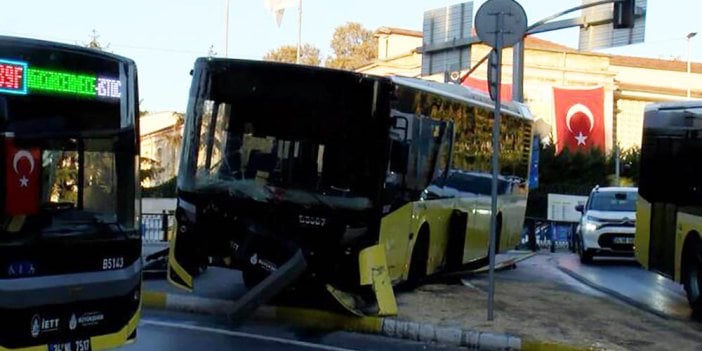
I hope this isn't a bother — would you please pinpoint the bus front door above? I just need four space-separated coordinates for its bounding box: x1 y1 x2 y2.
649 202 677 278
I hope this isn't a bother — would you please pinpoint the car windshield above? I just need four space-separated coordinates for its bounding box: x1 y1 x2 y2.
589 191 638 212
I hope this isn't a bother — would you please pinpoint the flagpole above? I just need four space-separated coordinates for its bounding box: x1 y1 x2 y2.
224 0 230 57
296 0 302 64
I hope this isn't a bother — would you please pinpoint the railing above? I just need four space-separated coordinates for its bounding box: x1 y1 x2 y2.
518 217 576 252
141 211 175 243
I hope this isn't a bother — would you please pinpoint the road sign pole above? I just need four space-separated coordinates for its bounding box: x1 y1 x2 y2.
512 40 524 102
487 47 502 323
475 0 527 322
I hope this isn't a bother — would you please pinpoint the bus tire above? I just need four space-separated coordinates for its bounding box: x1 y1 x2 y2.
403 226 429 291
682 235 702 314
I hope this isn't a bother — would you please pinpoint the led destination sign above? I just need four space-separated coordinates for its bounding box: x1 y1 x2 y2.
0 58 120 99
0 59 27 95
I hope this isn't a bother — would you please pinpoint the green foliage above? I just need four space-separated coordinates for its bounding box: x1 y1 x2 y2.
139 156 162 185
325 22 377 70
263 43 322 66
142 176 177 198
526 142 641 218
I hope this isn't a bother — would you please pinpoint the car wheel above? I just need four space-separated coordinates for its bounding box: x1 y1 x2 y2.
683 237 702 314
578 236 593 264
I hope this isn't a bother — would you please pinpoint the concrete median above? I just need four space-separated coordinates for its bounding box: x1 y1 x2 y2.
141 290 595 351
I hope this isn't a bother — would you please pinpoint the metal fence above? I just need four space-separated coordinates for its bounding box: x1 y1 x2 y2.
140 212 577 252
518 218 576 252
141 211 175 243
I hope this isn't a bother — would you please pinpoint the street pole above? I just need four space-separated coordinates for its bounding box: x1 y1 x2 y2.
296 0 302 64
614 144 620 185
474 0 527 323
487 46 502 322
512 40 524 103
687 32 697 99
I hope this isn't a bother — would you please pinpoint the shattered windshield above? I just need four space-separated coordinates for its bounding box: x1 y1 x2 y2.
183 99 375 210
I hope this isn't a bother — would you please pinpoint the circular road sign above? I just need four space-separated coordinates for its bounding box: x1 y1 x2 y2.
474 0 528 49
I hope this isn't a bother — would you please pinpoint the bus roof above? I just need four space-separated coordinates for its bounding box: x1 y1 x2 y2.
0 35 136 65
390 76 532 120
644 100 702 129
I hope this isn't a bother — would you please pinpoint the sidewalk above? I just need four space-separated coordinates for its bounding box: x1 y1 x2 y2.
142 252 702 350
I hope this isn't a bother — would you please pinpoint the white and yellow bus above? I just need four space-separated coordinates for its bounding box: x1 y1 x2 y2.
168 58 534 316
636 100 702 314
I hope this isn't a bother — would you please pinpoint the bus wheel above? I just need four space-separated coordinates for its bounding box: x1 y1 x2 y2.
402 227 429 291
682 236 702 314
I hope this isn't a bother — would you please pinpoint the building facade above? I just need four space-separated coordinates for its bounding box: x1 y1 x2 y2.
357 27 702 152
140 111 184 187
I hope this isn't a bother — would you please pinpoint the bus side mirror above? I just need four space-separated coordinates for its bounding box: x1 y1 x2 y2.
575 204 584 213
391 115 409 142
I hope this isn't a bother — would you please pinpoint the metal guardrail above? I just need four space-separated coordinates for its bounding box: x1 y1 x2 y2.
141 211 175 243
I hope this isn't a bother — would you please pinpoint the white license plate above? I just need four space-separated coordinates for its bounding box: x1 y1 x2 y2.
49 339 91 351
613 237 634 244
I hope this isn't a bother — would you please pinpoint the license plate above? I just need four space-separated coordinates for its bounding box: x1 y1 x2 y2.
49 339 91 351
613 237 634 244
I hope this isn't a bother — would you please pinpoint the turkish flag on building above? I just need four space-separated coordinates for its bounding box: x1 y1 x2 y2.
553 86 605 153
461 76 513 101
5 138 41 215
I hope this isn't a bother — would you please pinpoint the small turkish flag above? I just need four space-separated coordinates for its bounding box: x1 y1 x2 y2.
5 138 41 215
553 86 605 154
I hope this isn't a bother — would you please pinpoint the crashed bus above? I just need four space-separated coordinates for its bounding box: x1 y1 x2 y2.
0 36 141 350
168 58 533 316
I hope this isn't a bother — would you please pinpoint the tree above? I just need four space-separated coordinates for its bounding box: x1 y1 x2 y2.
525 142 642 219
325 22 377 70
263 43 321 66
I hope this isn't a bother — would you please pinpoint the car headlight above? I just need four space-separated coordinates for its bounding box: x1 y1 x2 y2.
582 216 600 232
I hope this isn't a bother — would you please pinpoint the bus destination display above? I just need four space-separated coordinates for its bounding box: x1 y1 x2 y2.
0 58 120 100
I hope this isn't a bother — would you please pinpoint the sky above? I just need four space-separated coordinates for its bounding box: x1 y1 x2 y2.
1 0 699 112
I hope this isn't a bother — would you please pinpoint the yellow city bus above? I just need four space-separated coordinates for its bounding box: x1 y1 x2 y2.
168 58 533 316
636 100 702 314
0 36 142 350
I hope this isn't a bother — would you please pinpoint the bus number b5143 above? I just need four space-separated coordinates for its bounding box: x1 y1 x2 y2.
102 257 124 270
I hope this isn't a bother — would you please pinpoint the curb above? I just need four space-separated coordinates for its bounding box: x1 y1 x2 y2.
554 259 674 321
142 291 594 350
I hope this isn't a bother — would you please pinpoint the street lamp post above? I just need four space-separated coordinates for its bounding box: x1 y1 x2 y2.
687 32 697 99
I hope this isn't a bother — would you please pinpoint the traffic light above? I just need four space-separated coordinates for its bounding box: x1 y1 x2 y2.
613 0 635 29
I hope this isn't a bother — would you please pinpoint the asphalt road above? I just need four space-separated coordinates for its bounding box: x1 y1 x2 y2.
555 254 694 320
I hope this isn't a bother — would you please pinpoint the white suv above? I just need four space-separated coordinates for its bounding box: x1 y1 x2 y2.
574 186 638 263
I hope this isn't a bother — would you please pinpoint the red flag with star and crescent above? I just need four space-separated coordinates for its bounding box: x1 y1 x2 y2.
5 138 41 215
553 86 605 154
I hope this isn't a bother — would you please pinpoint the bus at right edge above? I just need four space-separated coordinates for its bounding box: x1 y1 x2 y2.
636 100 702 315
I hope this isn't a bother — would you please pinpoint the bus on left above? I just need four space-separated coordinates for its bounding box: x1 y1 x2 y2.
0 36 141 351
